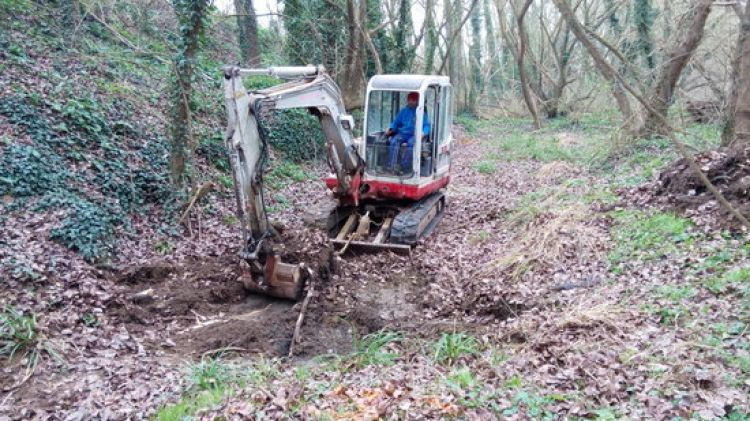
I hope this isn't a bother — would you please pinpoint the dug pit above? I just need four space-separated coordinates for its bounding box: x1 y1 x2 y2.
108 256 432 360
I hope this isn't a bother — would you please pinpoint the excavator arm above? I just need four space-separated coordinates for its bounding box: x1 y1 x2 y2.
222 65 363 299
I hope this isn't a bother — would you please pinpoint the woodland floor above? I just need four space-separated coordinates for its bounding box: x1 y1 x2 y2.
2 117 750 420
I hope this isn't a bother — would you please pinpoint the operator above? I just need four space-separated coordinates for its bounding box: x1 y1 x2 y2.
385 91 430 174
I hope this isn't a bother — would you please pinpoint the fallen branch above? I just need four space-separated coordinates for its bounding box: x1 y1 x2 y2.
288 269 315 358
179 182 214 224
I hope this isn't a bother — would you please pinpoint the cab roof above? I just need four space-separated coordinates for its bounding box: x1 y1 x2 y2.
367 74 451 91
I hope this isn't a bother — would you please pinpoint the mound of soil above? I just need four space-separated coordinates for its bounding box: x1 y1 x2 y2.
657 144 750 225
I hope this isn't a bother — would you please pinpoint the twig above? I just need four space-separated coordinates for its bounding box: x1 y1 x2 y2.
179 182 214 224
0 390 13 407
201 346 246 358
288 270 315 358
335 233 360 256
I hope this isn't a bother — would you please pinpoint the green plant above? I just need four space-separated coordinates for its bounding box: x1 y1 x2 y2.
0 0 32 14
0 307 62 374
505 374 523 389
260 109 326 162
444 366 490 409
653 305 688 326
608 211 693 269
0 144 71 197
454 112 481 134
246 356 279 385
352 331 402 367
704 266 750 295
433 332 479 365
493 132 576 163
196 131 230 172
158 356 274 420
188 357 235 391
590 407 619 420
266 161 313 190
80 313 99 327
0 307 38 360
655 285 695 302
154 240 172 255
156 388 225 421
475 160 496 174
45 196 115 262
501 390 563 419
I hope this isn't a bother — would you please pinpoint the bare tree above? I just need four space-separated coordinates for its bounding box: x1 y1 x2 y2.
732 0 750 146
515 0 541 128
551 0 635 134
723 3 749 146
424 0 438 73
641 0 713 136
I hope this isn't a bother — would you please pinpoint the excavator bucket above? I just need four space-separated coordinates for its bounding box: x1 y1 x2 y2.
239 256 305 300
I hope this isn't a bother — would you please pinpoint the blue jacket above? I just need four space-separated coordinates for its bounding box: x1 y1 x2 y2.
390 106 430 139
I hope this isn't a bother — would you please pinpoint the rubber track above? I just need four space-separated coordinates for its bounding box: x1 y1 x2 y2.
390 192 446 245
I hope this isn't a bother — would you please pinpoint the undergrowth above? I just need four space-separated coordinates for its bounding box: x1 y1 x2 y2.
0 306 63 377
433 332 479 366
351 330 402 368
608 210 693 272
156 356 280 420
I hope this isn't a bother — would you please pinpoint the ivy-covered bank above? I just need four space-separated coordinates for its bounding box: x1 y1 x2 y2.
0 6 326 263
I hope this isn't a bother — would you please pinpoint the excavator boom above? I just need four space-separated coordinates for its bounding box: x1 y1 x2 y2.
222 65 363 299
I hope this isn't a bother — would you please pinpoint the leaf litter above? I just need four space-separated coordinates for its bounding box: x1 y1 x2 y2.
1 119 749 419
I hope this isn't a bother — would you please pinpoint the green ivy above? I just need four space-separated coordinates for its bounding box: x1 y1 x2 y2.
196 131 230 172
38 194 115 262
0 93 172 262
0 144 70 196
242 76 326 162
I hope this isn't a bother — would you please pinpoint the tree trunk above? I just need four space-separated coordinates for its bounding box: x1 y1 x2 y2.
483 0 500 90
551 0 635 134
235 0 261 66
468 2 482 115
722 3 749 146
170 0 210 188
641 0 712 137
62 0 81 34
633 0 655 70
423 0 437 73
392 0 414 72
516 0 541 129
341 0 366 109
733 0 750 147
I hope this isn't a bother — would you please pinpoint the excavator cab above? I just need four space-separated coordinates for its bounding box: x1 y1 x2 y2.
362 75 453 184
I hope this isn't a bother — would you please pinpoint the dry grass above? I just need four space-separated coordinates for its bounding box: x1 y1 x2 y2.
479 204 609 280
536 161 579 183
556 132 581 147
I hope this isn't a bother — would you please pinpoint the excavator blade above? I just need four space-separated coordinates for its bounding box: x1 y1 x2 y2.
239 255 305 300
330 192 446 255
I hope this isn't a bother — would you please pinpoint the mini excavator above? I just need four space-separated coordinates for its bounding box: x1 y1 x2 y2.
223 65 453 299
